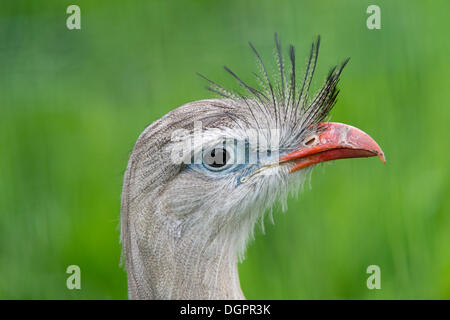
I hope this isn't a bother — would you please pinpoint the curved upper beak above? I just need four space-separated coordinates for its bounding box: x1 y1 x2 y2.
280 122 386 173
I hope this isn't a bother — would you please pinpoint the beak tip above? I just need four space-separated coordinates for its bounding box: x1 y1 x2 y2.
377 151 386 164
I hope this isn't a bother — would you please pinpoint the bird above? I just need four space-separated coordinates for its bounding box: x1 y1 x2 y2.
119 34 385 300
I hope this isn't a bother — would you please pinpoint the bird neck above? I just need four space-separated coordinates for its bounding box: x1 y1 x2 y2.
127 214 245 300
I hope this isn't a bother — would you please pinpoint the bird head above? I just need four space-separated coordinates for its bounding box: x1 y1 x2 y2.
120 35 385 299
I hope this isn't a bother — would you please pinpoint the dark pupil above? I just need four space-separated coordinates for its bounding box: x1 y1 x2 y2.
205 148 229 168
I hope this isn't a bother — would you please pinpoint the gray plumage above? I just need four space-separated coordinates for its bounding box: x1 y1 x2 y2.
120 35 350 299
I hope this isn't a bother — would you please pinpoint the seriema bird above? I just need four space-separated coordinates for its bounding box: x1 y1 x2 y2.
120 35 385 299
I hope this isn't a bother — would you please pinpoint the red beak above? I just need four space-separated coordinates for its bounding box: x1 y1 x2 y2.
280 122 386 173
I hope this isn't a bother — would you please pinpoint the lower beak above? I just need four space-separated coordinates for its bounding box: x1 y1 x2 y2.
280 122 386 173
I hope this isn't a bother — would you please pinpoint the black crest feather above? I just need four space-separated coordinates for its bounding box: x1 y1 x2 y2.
198 34 350 145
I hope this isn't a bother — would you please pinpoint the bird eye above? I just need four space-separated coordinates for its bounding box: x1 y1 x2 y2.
202 146 233 172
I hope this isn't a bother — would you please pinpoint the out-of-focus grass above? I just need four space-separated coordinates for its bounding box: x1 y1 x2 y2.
0 0 449 299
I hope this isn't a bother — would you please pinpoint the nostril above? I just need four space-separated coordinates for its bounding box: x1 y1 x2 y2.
304 135 319 146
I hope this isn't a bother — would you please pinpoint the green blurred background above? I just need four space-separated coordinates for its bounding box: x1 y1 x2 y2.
0 0 449 299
